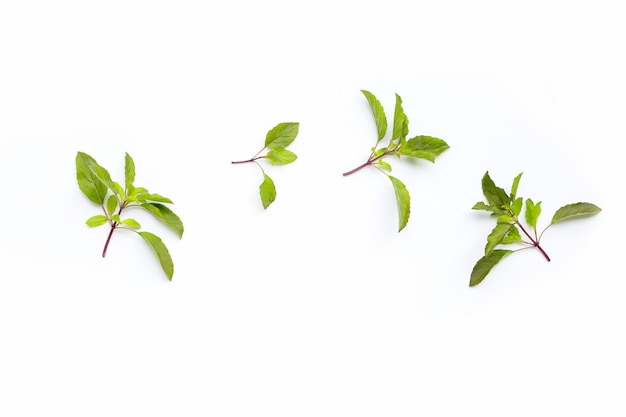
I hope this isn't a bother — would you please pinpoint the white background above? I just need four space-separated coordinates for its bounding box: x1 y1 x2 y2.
1 1 624 416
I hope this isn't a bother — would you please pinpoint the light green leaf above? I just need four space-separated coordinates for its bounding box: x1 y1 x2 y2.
111 214 121 223
139 231 174 281
265 122 300 149
502 226 522 244
141 203 184 238
497 215 515 224
361 90 387 142
401 135 450 162
76 152 108 205
470 250 512 287
389 176 410 232
135 193 174 204
551 202 602 225
86 214 108 227
125 152 135 191
259 174 276 209
481 171 510 210
89 162 119 197
376 160 392 171
510 172 523 201
120 218 141 229
511 197 523 217
485 223 514 256
525 198 542 231
265 148 297 165
106 195 118 216
391 93 408 143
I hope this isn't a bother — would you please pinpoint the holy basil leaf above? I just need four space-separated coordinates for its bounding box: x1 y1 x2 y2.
551 202 602 225
401 136 450 162
121 218 141 229
139 231 174 281
266 148 297 165
389 176 410 232
470 250 512 287
141 203 184 238
502 226 522 244
106 195 118 216
510 172 523 201
391 93 408 143
76 152 108 205
265 122 300 149
125 152 135 191
259 174 276 209
86 215 108 227
485 223 514 256
361 89 387 142
135 192 174 204
481 171 510 210
472 201 500 213
525 198 542 231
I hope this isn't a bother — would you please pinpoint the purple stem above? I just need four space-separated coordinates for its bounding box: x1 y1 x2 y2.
516 221 551 262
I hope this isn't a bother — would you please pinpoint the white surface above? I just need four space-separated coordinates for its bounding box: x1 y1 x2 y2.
1 1 624 416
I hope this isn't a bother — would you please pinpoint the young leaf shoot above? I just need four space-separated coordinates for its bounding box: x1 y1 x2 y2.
232 122 299 209
470 171 601 286
343 90 449 232
76 152 184 281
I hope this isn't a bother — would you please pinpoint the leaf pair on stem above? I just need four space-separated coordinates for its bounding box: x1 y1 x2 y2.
232 122 300 209
470 171 601 286
76 152 184 280
343 90 450 232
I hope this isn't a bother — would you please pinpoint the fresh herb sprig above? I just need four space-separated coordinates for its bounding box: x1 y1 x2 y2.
76 151 184 281
343 90 449 232
470 171 601 286
232 122 299 209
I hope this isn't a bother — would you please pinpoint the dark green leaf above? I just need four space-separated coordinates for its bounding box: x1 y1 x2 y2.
125 152 135 191
391 93 408 143
76 152 108 205
141 203 184 238
481 171 510 209
259 174 276 209
389 176 410 232
471 201 501 213
470 250 512 287
361 90 387 142
265 122 300 149
139 231 174 280
551 202 602 225
265 148 297 165
401 135 450 162
85 215 108 227
525 198 542 231
485 223 514 256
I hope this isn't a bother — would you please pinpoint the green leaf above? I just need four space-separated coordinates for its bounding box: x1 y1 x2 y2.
510 172 523 201
471 201 501 213
470 250 512 287
135 193 174 204
265 148 297 165
525 198 542 231
120 218 141 229
401 135 450 162
497 215 515 223
511 197 523 217
88 162 120 197
551 202 602 225
389 176 410 232
76 152 108 205
85 214 108 227
259 174 276 209
361 90 387 142
139 231 174 281
106 195 118 216
265 122 300 149
376 160 392 171
125 152 135 191
141 203 184 238
111 214 121 223
485 223 514 256
391 93 408 143
481 171 510 210
502 226 522 244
